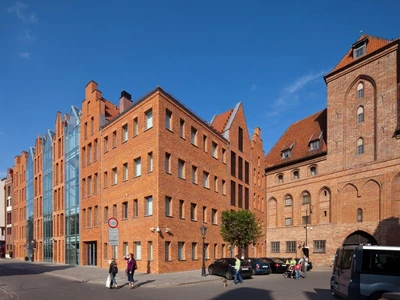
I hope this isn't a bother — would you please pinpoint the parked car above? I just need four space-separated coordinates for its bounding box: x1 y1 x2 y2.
263 257 288 273
208 258 253 280
245 257 272 275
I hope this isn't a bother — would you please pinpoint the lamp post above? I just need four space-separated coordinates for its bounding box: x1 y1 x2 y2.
200 225 207 277
304 205 313 261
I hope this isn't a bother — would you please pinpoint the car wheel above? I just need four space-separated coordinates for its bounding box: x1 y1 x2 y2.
208 267 213 275
225 271 233 280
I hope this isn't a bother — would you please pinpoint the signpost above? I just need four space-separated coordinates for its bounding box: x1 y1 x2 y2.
108 218 119 246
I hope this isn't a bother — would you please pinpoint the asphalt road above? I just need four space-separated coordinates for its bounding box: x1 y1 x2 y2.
0 261 333 300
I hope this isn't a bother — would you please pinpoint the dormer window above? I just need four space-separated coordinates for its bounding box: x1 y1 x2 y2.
354 44 365 58
309 140 320 151
281 149 291 159
352 38 368 59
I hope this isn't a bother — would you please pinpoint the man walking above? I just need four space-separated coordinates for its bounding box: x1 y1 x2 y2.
233 255 244 285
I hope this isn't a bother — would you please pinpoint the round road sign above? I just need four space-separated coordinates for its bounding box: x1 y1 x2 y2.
108 218 118 228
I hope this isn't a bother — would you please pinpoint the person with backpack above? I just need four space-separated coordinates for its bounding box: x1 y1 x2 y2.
124 253 137 289
108 258 118 289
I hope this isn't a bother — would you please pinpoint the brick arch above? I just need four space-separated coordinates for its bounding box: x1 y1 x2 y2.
318 186 331 224
343 230 378 246
360 179 381 221
340 183 358 223
392 174 400 217
344 74 377 99
268 197 277 228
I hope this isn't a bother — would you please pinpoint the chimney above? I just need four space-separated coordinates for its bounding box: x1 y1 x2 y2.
120 90 133 113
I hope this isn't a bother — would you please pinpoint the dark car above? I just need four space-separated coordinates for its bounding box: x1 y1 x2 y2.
245 257 271 275
208 258 253 280
263 257 288 273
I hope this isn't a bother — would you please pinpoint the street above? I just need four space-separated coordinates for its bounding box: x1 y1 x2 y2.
0 260 333 300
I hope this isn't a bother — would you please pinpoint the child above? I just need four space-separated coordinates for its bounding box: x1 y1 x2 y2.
294 262 302 280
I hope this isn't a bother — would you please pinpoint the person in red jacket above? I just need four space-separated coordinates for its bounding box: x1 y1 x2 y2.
124 253 137 289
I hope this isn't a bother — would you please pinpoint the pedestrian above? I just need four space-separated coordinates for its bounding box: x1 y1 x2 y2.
299 254 308 278
108 258 118 289
124 253 137 289
233 255 244 285
294 262 302 280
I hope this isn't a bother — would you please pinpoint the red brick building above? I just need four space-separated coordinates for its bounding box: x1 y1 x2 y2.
4 168 14 258
264 35 400 266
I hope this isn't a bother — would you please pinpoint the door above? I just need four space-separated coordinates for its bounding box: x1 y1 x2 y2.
336 248 354 298
86 242 97 266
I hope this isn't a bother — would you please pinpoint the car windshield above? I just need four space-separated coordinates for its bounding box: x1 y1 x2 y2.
272 258 284 263
257 258 269 263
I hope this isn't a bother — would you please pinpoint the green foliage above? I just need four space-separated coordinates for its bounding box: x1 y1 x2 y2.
220 210 263 250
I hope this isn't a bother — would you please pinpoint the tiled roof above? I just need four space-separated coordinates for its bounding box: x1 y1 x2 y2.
330 35 395 74
265 109 327 169
211 108 234 133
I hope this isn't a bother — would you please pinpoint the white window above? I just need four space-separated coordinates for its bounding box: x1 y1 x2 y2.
166 109 172 130
212 142 218 158
282 149 291 158
285 196 292 206
191 127 197 145
302 192 311 204
293 170 299 180
88 176 92 196
104 136 109 152
112 168 117 185
192 166 198 184
165 241 171 261
354 44 365 59
212 209 217 224
123 163 128 181
214 176 218 192
145 196 153 216
134 242 141 260
203 171 209 188
278 174 283 183
285 218 292 226
112 131 117 148
357 83 364 99
134 157 142 177
123 201 128 219
357 138 364 154
148 241 153 261
88 143 92 164
310 166 317 176
357 208 363 222
112 245 118 259
88 207 92 227
190 203 197 220
222 148 226 163
122 124 128 142
222 180 226 195
133 117 138 136
178 159 185 179
310 140 320 150
165 153 171 173
165 196 172 217
178 242 185 260
357 106 364 123
192 243 197 259
123 242 129 256
145 110 153 130
148 152 153 172
179 119 185 138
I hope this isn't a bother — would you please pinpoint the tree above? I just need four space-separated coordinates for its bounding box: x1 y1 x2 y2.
220 210 263 256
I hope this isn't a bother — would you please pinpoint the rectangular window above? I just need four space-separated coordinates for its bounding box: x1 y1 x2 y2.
88 143 92 164
285 197 292 206
285 218 292 226
84 122 88 139
205 243 209 259
113 245 118 259
148 152 153 172
179 200 184 219
238 156 243 181
222 244 226 258
165 153 171 173
94 205 98 226
313 240 326 253
302 216 311 225
178 242 185 260
203 171 209 188
133 117 138 136
133 199 138 218
145 196 153 216
82 178 86 198
90 117 94 135
122 124 128 142
134 242 142 260
148 241 153 261
238 126 243 152
191 127 197 146
123 163 128 181
190 203 197 221
104 136 108 152
178 159 185 179
192 242 197 260
212 141 218 158
82 208 86 228
310 140 320 150
286 241 296 253
238 184 243 208
122 201 128 219
104 171 108 188
134 157 142 177
112 131 117 148
165 196 172 217
192 166 198 184
230 181 236 206
82 147 86 166
123 242 129 256
104 206 108 223
94 139 98 161
245 187 249 209
271 241 280 253
113 204 117 218
87 208 91 228
222 180 226 195
104 243 108 259
203 135 207 152
145 109 153 130
179 119 185 138
165 109 172 130
165 241 171 261
231 151 236 177
214 176 218 192
112 168 117 185
87 176 92 196
203 206 207 223
212 209 217 224
222 148 226 164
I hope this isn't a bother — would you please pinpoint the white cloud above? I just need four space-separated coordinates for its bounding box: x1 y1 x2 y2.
19 51 31 59
7 1 38 23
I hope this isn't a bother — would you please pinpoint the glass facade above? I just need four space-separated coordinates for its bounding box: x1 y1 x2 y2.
43 130 54 262
65 106 81 265
26 147 35 260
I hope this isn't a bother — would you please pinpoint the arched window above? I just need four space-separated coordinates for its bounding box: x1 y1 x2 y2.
357 83 364 99
277 174 283 184
302 191 311 205
285 195 293 206
357 138 364 155
357 208 363 222
310 166 317 176
292 170 299 180
357 106 364 123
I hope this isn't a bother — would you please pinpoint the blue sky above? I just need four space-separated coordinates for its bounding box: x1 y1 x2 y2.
1 0 399 178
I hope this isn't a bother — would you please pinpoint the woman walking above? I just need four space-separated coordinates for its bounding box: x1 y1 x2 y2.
124 253 137 289
108 258 118 289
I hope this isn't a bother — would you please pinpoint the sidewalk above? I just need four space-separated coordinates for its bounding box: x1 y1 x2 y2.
5 259 332 288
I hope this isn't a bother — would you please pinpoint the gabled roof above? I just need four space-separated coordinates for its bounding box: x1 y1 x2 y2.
327 35 396 76
265 109 327 170
210 108 234 133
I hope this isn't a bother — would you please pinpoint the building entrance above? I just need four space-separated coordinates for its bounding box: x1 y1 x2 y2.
85 242 97 266
343 230 377 246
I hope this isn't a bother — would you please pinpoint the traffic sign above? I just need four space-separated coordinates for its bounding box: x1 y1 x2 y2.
109 228 119 246
108 218 118 228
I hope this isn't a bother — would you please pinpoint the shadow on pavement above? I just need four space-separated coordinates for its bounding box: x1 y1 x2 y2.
210 287 272 300
135 280 156 288
0 260 74 278
304 288 332 299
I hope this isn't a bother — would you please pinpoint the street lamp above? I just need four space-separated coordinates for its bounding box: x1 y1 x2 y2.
304 205 313 260
200 225 207 277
